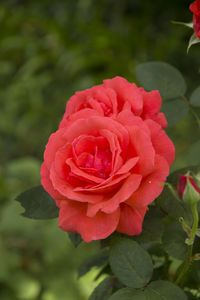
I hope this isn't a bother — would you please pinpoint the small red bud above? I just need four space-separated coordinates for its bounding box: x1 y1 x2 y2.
189 0 200 38
177 174 200 200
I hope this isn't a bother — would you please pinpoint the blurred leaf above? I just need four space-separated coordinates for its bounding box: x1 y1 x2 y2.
78 250 109 278
109 238 153 288
68 232 82 247
174 142 200 170
16 185 59 219
162 221 188 260
190 86 200 107
135 62 186 99
161 98 189 127
109 281 187 300
134 206 165 244
89 277 116 300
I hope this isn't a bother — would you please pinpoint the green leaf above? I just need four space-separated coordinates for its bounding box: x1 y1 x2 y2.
161 98 189 127
172 20 193 29
187 33 200 53
174 142 200 171
78 250 109 278
135 61 186 99
162 221 188 260
109 281 188 300
157 186 193 225
109 238 153 288
146 280 188 300
134 206 165 244
190 86 200 107
89 277 116 300
68 232 82 247
108 288 145 300
16 185 59 219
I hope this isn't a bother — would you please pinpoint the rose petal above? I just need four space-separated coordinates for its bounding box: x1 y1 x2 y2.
58 200 120 242
103 76 143 115
145 119 175 166
66 158 103 184
87 173 142 216
44 128 67 169
116 204 147 235
127 154 169 208
50 163 103 203
142 90 162 116
128 125 155 176
40 162 64 207
63 116 129 153
116 157 139 175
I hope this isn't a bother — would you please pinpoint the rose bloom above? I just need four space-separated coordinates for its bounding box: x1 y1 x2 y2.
41 76 175 242
190 0 200 38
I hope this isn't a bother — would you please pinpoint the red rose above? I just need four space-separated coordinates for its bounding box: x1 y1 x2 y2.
59 76 167 129
41 76 175 242
190 0 200 38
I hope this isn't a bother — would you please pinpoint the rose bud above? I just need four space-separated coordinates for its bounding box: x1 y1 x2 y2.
177 174 200 205
189 0 200 38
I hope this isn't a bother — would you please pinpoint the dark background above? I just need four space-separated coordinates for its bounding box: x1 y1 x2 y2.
0 0 199 299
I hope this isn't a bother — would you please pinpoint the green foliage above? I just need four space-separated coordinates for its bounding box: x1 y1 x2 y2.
109 281 188 300
109 238 153 288
161 99 189 127
162 221 188 260
89 277 116 300
190 86 200 107
134 206 165 244
68 232 83 248
1 0 200 299
157 186 193 224
78 251 109 278
135 62 187 99
16 185 59 219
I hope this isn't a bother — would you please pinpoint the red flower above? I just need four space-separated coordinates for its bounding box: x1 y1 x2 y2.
41 76 175 242
177 174 200 200
60 76 167 129
190 0 200 38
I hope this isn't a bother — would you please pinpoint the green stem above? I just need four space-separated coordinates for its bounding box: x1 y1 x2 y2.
175 202 199 286
165 182 180 201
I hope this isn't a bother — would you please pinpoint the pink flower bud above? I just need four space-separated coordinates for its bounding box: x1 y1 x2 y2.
177 174 200 200
189 0 200 38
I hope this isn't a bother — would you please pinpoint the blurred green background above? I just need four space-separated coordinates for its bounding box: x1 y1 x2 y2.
0 0 200 299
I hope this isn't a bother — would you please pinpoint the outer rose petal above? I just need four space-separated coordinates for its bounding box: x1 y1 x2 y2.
44 128 67 169
103 76 143 115
58 200 120 242
145 119 175 166
40 162 64 207
142 90 161 116
128 125 155 176
117 204 147 235
153 112 168 129
127 155 169 208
